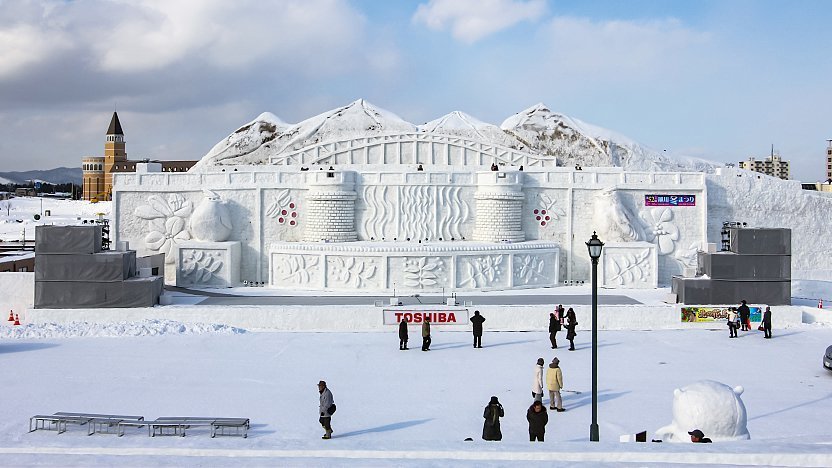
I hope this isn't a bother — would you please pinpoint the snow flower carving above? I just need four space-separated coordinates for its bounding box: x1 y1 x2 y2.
640 207 680 255
181 250 223 284
134 194 193 263
402 257 444 288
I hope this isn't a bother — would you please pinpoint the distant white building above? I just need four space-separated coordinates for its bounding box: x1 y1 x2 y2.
739 148 790 180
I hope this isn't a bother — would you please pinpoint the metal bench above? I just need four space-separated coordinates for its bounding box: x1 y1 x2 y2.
53 412 145 436
157 417 250 438
28 415 79 434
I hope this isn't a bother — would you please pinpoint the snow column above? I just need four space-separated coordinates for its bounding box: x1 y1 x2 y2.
473 171 525 242
303 169 358 242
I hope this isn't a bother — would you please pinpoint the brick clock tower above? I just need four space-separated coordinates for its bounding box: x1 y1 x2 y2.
103 112 127 200
81 111 196 201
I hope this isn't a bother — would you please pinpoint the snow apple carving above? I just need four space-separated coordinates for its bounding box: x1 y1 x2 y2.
190 190 233 242
654 380 750 442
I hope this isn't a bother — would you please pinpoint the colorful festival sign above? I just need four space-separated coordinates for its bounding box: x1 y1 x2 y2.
645 194 696 206
681 306 762 323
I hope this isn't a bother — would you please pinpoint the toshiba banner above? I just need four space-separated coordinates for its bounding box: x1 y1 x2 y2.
383 308 470 325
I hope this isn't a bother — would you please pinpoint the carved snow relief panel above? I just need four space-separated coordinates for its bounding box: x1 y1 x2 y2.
326 256 381 289
392 256 450 290
176 241 241 288
600 242 658 289
134 193 194 264
272 254 322 287
360 185 470 241
458 254 508 289
512 252 557 287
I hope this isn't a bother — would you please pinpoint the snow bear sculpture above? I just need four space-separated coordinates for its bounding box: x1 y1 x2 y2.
189 190 233 242
654 380 750 442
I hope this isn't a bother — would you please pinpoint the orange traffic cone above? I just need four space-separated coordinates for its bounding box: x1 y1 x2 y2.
820 299 824 309
13 314 21 326
7 310 13 321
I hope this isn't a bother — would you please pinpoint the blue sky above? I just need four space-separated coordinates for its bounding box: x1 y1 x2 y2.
0 0 829 181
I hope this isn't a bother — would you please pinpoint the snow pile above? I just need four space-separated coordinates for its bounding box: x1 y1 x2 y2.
193 99 721 172
199 112 289 167
501 103 720 172
419 111 518 147
0 319 246 339
195 99 416 168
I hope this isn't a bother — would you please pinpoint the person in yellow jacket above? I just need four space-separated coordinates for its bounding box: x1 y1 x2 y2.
546 357 565 412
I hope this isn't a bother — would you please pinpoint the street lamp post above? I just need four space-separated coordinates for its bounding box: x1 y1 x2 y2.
586 231 604 442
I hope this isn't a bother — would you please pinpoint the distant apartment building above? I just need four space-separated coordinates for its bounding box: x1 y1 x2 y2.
82 112 197 201
826 140 831 181
739 149 790 180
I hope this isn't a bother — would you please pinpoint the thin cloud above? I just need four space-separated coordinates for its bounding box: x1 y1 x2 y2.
413 0 546 43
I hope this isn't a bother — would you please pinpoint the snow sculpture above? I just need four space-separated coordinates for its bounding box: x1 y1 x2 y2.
640 207 680 255
190 190 232 242
134 193 193 264
654 380 750 442
593 187 644 242
473 172 525 242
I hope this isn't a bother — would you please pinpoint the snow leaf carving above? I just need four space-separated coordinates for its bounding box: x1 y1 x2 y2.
460 255 505 288
606 249 651 286
402 257 445 289
513 254 550 285
180 250 224 284
327 256 378 288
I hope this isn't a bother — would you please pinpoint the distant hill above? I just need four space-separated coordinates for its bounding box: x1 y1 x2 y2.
0 167 82 186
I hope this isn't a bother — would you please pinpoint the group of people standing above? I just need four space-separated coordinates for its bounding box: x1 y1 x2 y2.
727 300 772 339
398 310 487 351
482 355 567 442
549 304 578 350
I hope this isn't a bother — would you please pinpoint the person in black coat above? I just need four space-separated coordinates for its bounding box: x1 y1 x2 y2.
565 308 578 351
737 300 750 331
549 305 563 349
471 310 486 348
526 400 548 442
482 396 504 441
762 306 772 339
399 317 409 350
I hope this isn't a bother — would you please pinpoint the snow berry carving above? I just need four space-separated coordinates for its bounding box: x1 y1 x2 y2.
514 254 549 284
266 189 299 227
533 193 566 227
460 255 504 288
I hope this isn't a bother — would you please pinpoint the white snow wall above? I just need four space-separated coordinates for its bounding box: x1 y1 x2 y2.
706 168 832 281
113 167 707 288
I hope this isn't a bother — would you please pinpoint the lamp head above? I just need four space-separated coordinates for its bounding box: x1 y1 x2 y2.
586 231 604 259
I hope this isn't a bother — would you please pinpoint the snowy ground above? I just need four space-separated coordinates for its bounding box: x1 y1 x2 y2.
0 197 110 243
1 321 831 466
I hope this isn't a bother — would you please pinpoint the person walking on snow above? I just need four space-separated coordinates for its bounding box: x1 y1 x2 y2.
737 300 750 331
399 317 409 350
482 396 504 441
421 316 432 351
471 310 485 348
762 306 772 339
727 307 738 338
532 358 545 401
547 357 565 412
564 308 578 351
317 380 335 439
549 306 563 349
527 400 548 442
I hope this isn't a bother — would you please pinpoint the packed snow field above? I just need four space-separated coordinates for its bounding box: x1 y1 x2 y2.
1 321 831 466
0 197 110 242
